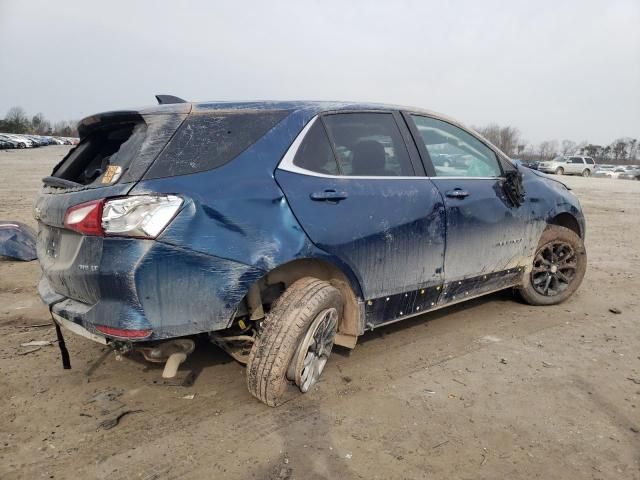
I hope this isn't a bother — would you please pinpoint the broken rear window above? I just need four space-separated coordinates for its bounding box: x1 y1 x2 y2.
52 119 147 187
143 110 290 179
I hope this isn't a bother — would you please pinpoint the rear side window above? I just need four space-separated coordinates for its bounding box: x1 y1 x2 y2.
585 157 595 165
145 110 290 179
293 120 339 175
569 156 584 164
322 113 414 176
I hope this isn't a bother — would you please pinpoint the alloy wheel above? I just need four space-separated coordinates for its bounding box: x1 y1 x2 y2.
291 308 338 393
531 241 578 296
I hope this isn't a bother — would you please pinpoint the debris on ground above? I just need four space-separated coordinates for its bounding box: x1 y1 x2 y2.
97 410 143 430
17 346 41 355
20 340 52 347
626 377 640 385
0 221 37 261
86 389 125 413
609 307 622 314
15 323 51 330
432 440 449 449
499 358 508 365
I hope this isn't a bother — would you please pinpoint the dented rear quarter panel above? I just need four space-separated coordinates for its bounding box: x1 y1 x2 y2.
126 107 365 337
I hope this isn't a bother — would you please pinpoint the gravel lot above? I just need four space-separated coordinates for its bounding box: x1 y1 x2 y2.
1 146 639 480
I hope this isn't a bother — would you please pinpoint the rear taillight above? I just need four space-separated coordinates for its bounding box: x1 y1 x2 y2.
64 199 105 236
64 195 183 238
101 195 183 238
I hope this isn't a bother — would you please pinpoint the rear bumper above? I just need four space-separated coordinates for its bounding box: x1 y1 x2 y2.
38 239 265 341
51 311 108 345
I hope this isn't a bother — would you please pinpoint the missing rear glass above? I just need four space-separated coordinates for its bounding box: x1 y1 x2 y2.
51 121 146 187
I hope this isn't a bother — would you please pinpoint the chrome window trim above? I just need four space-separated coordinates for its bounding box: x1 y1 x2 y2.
277 114 504 181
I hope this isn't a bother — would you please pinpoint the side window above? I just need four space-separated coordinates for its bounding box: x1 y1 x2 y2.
293 120 339 175
585 158 595 165
322 113 414 176
410 115 502 177
569 156 583 164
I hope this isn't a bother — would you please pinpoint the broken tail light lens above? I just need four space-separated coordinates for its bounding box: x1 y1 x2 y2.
64 195 183 238
101 195 183 239
64 199 105 236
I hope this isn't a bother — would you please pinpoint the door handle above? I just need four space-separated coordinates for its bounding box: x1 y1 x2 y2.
310 190 348 202
445 189 470 199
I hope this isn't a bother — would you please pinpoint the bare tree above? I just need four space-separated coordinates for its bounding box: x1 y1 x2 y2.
611 139 628 163
537 140 558 160
474 123 522 157
4 106 29 133
561 140 577 156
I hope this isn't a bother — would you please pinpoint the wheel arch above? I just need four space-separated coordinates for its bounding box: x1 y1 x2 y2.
243 257 364 346
548 212 583 238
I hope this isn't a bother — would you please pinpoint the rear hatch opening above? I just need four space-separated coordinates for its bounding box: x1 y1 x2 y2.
46 113 147 188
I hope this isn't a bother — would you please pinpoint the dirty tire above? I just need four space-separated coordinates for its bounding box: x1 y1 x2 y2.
555 167 564 175
518 225 586 306
246 277 343 407
582 169 591 177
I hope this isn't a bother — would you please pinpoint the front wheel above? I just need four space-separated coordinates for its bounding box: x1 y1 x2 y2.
518 225 586 306
582 169 591 177
555 167 564 175
246 277 342 407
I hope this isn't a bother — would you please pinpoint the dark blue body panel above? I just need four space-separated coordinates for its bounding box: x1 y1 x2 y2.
275 171 446 299
430 177 541 281
35 100 585 341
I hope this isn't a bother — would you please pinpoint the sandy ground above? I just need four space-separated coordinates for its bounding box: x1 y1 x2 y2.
0 146 638 480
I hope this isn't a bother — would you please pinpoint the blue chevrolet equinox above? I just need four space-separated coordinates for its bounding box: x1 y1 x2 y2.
35 98 586 406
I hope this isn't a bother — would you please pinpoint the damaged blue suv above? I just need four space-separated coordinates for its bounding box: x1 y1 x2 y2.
35 98 586 406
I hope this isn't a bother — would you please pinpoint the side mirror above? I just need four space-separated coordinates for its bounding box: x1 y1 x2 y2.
503 170 525 207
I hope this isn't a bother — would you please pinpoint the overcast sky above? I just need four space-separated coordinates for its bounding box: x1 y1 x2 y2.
1 0 638 144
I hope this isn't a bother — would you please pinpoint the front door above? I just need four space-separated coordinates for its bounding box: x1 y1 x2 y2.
276 112 446 320
406 113 536 303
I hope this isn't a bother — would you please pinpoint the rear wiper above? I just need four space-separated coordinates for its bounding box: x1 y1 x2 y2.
42 176 83 188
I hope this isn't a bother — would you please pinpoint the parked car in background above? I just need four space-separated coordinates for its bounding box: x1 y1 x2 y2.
0 134 21 149
0 134 30 148
513 159 539 170
0 138 15 149
617 166 640 180
36 99 588 406
0 133 78 148
538 156 595 176
597 165 640 180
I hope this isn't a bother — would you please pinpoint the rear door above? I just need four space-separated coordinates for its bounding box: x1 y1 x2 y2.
567 156 585 174
276 111 446 318
405 113 536 303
